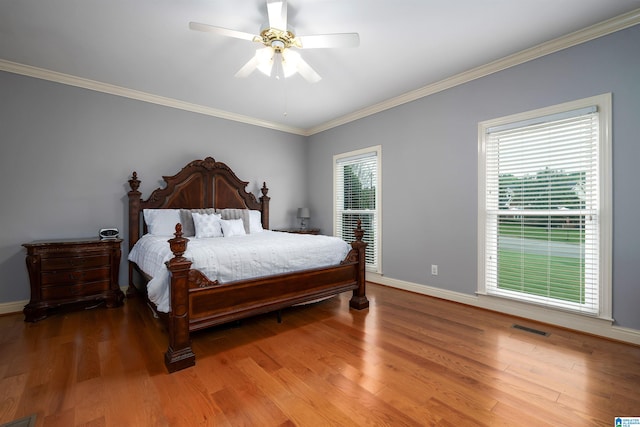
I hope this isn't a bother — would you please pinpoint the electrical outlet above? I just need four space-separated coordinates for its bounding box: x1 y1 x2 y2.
431 264 438 276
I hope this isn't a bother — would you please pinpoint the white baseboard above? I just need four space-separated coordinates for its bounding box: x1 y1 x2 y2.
0 286 129 317
0 299 28 316
368 273 640 346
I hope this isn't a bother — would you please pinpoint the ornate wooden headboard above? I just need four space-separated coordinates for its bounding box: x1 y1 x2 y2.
127 157 270 251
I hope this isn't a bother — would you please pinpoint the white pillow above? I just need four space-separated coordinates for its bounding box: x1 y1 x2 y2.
248 210 264 233
192 212 223 238
180 208 216 237
220 218 246 237
143 209 181 236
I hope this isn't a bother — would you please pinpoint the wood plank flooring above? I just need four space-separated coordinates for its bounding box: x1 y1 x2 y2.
1 283 639 426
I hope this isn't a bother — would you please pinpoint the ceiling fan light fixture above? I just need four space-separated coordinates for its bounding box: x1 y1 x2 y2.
254 46 299 79
256 47 275 76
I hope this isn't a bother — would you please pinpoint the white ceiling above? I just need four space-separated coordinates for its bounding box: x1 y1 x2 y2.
1 1 639 135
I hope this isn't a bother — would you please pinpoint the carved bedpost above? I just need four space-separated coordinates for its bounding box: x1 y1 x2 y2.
260 182 270 230
349 219 369 310
127 172 142 297
164 224 196 372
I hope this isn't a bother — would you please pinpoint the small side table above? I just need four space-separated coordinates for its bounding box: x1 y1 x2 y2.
273 228 321 235
23 238 125 322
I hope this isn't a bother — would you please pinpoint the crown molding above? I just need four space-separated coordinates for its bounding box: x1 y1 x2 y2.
1 8 638 137
306 8 640 135
0 59 308 136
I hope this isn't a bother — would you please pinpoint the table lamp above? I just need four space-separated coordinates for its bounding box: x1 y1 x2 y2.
297 208 310 230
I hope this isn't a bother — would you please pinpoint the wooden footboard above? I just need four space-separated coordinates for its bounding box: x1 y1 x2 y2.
164 222 368 373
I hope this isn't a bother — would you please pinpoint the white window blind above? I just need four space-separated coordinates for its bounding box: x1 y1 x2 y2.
334 147 381 272
480 96 611 317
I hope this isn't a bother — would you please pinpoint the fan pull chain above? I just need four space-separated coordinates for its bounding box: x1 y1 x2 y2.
282 75 288 117
274 52 288 117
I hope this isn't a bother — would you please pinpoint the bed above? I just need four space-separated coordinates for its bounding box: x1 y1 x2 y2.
127 157 368 372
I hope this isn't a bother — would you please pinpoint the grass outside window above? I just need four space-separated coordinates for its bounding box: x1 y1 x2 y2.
497 223 585 304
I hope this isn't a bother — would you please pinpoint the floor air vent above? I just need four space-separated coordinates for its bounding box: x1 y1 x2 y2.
511 324 550 337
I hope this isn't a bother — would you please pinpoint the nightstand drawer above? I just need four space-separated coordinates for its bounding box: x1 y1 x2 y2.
41 266 111 286
41 281 111 300
41 254 111 271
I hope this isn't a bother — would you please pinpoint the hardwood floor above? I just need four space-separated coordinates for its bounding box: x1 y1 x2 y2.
1 283 638 426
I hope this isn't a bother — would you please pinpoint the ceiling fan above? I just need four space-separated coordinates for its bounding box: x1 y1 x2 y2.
189 0 359 83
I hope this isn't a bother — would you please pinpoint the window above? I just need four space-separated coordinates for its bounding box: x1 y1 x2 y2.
478 94 611 319
334 146 381 273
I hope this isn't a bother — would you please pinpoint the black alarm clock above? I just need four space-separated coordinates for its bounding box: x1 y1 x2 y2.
99 228 119 239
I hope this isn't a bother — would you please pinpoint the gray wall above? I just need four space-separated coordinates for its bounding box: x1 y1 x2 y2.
0 71 307 303
307 25 640 330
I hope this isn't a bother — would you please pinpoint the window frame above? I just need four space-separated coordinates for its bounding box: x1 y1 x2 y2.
333 145 382 274
477 94 612 320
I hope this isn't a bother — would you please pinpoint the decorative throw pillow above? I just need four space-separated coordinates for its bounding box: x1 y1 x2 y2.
180 208 216 237
192 212 223 238
220 218 246 237
143 209 181 236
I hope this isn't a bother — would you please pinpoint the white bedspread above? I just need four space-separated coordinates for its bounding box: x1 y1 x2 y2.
128 231 350 313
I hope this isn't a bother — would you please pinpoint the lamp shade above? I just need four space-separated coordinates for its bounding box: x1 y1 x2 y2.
297 208 310 219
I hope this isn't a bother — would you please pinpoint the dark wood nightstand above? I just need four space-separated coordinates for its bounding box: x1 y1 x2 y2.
22 238 125 322
274 228 321 235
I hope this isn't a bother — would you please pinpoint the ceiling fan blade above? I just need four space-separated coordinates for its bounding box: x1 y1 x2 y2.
295 33 360 49
235 56 260 78
281 49 320 82
294 55 322 83
267 0 287 31
189 22 257 42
